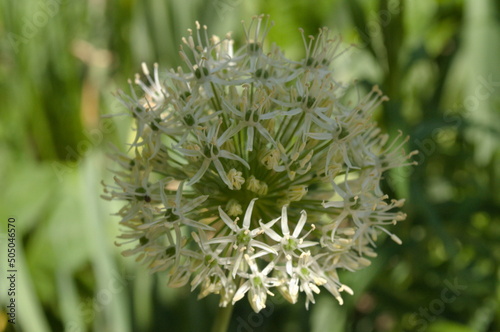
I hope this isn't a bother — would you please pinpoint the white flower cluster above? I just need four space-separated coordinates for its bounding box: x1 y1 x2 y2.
103 15 417 313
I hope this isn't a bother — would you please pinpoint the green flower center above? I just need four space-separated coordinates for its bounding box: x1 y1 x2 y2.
165 246 176 257
139 236 149 246
255 68 269 79
236 231 251 246
204 254 217 267
338 126 349 139
135 187 151 202
253 276 262 287
151 118 162 131
348 196 360 210
283 238 297 251
194 67 209 79
180 91 191 100
247 43 260 55
245 110 259 122
183 114 195 127
203 144 219 157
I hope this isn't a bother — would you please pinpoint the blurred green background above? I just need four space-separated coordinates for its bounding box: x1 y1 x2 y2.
0 0 499 331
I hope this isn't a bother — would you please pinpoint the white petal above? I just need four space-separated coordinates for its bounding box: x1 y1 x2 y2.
220 150 250 169
251 240 278 255
292 210 308 238
217 123 242 146
259 110 280 120
245 255 259 274
282 108 302 116
181 195 208 214
243 198 258 229
281 205 290 236
182 217 215 231
259 221 282 242
249 289 266 313
322 200 344 208
261 261 275 275
233 283 250 303
298 241 317 249
214 159 232 189
307 132 332 140
222 99 244 117
186 159 210 186
256 124 277 147
232 251 245 278
176 146 202 157
218 207 238 232
206 235 236 245
286 260 293 276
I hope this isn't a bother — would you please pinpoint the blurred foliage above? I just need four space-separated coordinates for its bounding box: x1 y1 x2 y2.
0 0 499 331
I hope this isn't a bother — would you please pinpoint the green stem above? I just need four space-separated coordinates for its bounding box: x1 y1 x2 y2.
211 303 234 332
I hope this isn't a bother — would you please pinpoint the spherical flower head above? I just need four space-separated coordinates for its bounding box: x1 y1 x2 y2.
103 14 417 313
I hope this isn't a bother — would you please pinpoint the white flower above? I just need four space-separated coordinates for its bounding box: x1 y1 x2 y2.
104 16 416 312
149 180 214 231
222 95 278 151
279 252 326 308
176 123 250 189
260 206 316 265
209 199 277 277
232 255 279 312
188 231 230 292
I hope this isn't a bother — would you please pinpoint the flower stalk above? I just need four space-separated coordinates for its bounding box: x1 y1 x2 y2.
211 303 233 332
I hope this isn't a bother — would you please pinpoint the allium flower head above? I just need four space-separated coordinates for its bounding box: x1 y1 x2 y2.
103 15 417 312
